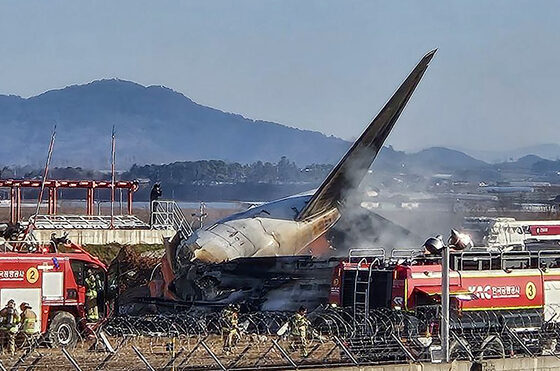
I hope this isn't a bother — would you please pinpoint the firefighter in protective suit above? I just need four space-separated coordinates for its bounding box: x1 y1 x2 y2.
19 302 38 336
289 306 310 357
0 300 19 355
85 269 101 321
220 304 240 354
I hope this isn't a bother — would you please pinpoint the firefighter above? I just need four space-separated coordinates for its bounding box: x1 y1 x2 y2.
150 183 162 203
49 232 58 253
149 183 163 227
85 269 101 321
220 303 240 354
289 306 310 357
19 303 38 336
0 300 20 355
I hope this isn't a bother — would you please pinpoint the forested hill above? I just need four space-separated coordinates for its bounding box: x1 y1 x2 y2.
0 79 349 168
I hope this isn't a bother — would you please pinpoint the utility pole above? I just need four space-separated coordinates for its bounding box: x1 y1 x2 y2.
110 126 116 229
29 125 56 235
441 244 450 363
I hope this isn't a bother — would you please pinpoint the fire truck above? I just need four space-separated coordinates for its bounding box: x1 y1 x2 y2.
329 248 559 314
328 245 560 356
463 216 560 249
0 240 107 347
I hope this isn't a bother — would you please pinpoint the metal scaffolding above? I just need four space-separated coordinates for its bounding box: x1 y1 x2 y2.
0 179 139 223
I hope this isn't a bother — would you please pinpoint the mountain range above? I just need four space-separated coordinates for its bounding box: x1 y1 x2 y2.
0 79 349 169
0 79 557 173
459 144 560 164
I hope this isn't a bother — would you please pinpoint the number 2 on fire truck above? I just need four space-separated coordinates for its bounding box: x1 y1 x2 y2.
26 267 39 284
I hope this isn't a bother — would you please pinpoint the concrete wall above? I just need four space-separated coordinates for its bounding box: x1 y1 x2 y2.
33 228 175 245
307 356 560 371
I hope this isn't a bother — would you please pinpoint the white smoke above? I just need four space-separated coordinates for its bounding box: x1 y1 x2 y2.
330 152 465 257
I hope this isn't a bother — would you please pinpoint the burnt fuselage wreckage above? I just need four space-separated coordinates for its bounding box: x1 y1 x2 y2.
153 50 437 312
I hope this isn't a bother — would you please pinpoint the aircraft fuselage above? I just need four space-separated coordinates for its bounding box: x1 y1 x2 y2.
177 194 340 263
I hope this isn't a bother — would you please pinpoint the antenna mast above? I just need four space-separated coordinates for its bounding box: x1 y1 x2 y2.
110 126 116 229
29 125 56 233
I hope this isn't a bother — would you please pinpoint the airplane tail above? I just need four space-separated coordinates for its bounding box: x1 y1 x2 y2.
296 50 436 221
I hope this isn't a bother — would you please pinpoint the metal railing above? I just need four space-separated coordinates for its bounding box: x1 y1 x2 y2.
150 200 193 239
32 214 148 230
348 248 385 263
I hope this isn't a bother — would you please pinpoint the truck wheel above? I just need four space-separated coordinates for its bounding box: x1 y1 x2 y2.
47 312 79 348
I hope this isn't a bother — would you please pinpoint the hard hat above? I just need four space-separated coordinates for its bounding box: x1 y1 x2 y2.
449 229 473 250
423 237 444 255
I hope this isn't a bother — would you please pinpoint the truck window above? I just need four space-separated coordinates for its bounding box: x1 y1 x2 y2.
70 260 85 286
71 260 105 288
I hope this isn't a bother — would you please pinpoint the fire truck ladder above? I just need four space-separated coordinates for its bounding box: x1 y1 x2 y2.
349 249 384 321
353 258 373 320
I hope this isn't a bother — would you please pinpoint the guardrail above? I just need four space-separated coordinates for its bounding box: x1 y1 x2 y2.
150 200 193 239
32 214 148 230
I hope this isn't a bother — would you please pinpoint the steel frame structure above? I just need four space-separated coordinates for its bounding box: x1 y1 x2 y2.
0 179 139 223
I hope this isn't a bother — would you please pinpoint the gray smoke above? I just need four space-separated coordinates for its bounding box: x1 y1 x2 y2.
329 152 466 256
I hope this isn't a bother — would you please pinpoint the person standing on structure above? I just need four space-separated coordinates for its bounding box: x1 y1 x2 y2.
289 306 310 357
149 183 163 227
220 303 240 354
0 300 19 355
85 269 101 321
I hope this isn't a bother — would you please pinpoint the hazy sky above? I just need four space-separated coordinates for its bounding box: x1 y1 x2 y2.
1 1 559 152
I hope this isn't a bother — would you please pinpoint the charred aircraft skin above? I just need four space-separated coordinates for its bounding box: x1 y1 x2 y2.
173 255 340 312
166 206 421 312
176 50 437 267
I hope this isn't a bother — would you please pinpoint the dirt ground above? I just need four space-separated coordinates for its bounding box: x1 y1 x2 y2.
0 335 343 370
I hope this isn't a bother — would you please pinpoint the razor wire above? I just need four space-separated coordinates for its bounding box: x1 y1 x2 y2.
5 306 560 369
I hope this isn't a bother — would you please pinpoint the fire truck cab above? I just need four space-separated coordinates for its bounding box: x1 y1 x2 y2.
0 241 107 347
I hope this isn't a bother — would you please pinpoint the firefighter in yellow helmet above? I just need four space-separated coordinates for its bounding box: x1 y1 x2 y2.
220 303 240 354
0 300 20 355
85 269 101 321
19 302 38 336
289 306 310 357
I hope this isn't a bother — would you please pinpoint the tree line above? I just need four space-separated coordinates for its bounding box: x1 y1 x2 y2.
0 157 334 185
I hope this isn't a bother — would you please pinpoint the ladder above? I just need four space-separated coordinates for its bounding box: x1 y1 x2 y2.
353 258 374 320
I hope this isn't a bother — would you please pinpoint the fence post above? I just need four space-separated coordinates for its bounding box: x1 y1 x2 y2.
200 341 227 371
391 333 417 362
61 348 83 371
177 336 206 368
10 334 42 371
271 339 298 369
333 336 358 366
132 345 156 371
228 344 251 369
23 354 44 371
95 337 128 371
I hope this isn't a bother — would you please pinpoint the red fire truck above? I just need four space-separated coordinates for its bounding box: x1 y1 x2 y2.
0 241 107 347
324 247 560 358
329 247 560 330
